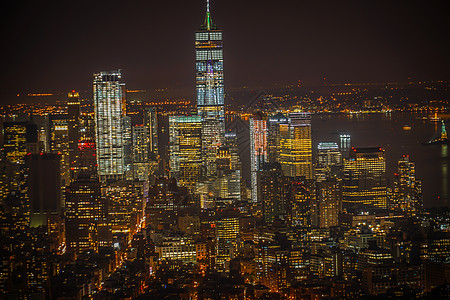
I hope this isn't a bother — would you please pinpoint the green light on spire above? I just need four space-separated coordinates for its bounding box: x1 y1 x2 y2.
202 0 215 30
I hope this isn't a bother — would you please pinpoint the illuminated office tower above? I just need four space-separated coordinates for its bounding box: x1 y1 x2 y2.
202 118 224 177
316 142 342 182
216 208 240 269
343 147 388 210
196 1 225 176
48 114 70 186
78 114 97 175
65 175 111 254
392 156 422 216
169 115 202 191
267 112 289 163
196 0 224 119
122 115 133 180
3 121 38 164
93 70 125 181
103 181 144 241
279 112 312 179
340 133 351 158
67 91 80 181
132 125 151 181
250 112 267 203
144 107 158 159
317 179 342 228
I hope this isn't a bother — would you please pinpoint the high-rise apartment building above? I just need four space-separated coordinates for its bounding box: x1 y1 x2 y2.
93 70 125 181
343 147 388 210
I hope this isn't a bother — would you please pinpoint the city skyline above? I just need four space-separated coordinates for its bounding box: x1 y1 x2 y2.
2 0 450 104
1 1 449 299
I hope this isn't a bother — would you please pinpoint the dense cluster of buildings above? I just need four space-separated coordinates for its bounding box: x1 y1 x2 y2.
1 1 449 299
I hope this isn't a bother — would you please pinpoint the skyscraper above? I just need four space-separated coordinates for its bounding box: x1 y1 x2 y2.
169 115 203 191
343 147 388 210
250 112 267 203
3 121 38 164
267 112 289 164
340 133 351 158
392 155 422 216
279 112 312 179
195 0 224 120
48 114 69 186
67 91 80 182
65 174 111 254
315 142 342 182
196 1 225 177
93 70 125 181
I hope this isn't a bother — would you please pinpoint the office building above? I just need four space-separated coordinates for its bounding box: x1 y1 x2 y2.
78 114 97 175
195 0 224 120
144 107 158 159
65 175 111 254
216 209 240 269
340 134 351 158
48 114 70 186
316 142 342 182
67 91 81 181
260 163 291 224
93 70 126 181
169 115 202 191
343 147 388 210
267 112 289 164
3 121 38 164
250 112 267 203
196 1 225 177
279 112 312 179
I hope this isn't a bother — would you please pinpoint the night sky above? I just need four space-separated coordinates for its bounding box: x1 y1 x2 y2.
2 0 449 104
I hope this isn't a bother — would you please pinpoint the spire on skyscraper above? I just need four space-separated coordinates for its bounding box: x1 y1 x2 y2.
202 0 216 30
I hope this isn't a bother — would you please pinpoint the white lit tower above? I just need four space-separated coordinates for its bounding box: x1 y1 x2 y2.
93 70 126 181
196 0 225 177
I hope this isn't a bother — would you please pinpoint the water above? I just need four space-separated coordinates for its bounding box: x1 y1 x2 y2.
312 112 448 208
166 112 448 208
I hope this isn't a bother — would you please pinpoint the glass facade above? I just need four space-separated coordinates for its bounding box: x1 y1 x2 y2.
93 70 125 181
169 116 203 191
343 147 388 209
